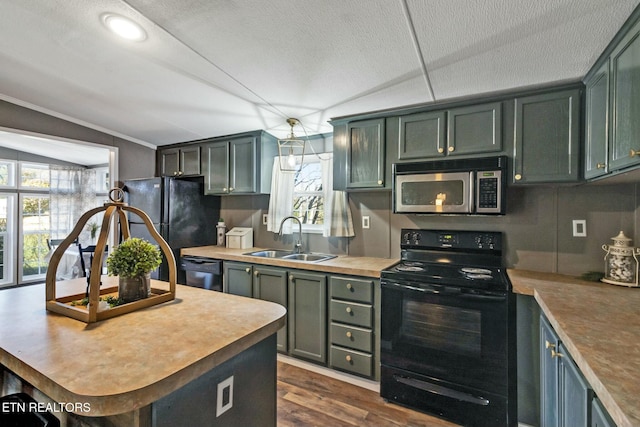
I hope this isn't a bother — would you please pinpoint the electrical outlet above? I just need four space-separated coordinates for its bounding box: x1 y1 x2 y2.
572 219 586 237
262 214 268 225
216 375 234 417
362 216 370 229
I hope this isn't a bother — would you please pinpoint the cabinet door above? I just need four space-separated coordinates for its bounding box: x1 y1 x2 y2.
610 21 640 171
397 111 446 159
288 271 327 363
180 146 201 176
448 102 502 156
254 266 288 352
160 148 180 177
347 118 385 188
223 261 253 297
514 89 581 183
559 342 591 427
591 397 616 427
202 142 230 195
541 316 560 427
229 136 256 193
585 61 610 179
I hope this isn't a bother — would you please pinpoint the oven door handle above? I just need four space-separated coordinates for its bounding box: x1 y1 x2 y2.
459 293 507 302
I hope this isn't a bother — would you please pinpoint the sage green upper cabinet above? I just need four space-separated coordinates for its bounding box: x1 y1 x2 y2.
393 102 501 162
447 102 502 156
397 111 446 160
610 19 640 171
513 89 581 184
584 61 610 179
201 131 277 195
347 118 386 189
160 146 201 177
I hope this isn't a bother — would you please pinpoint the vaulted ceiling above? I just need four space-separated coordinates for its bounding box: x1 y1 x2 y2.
1 0 639 150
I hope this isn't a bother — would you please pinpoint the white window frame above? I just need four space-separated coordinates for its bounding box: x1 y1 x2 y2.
0 193 16 287
0 159 17 189
18 161 50 190
292 156 325 234
19 192 50 283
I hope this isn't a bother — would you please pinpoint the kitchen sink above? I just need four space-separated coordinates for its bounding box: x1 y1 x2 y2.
281 253 336 262
244 249 293 258
243 249 336 263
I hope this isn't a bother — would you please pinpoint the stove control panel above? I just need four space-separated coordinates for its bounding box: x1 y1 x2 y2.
401 229 502 252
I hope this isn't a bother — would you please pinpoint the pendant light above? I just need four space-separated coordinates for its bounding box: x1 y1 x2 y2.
277 118 306 172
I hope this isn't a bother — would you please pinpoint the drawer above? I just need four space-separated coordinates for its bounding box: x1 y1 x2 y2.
330 345 373 378
330 300 372 328
330 276 373 303
331 322 372 353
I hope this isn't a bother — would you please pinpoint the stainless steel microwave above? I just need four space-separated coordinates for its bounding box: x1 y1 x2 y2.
393 156 507 215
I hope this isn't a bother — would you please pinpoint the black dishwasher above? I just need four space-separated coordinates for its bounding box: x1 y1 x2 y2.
180 256 222 291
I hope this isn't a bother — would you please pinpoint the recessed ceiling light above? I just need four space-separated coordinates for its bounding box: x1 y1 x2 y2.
101 13 147 42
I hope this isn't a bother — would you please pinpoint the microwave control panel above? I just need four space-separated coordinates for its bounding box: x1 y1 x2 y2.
476 170 502 213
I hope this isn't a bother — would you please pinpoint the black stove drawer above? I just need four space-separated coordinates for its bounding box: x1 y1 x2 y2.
330 300 372 328
330 276 373 303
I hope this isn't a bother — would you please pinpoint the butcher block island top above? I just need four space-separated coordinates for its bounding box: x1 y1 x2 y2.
0 277 285 418
509 269 640 427
181 245 399 278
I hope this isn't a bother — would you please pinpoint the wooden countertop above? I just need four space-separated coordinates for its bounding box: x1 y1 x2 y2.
509 269 640 427
0 277 286 416
180 246 399 278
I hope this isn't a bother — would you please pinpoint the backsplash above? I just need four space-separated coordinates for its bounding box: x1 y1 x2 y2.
219 182 639 277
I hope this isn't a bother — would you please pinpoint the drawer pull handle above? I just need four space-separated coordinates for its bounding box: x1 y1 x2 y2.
346 331 352 338
245 267 251 274
448 146 454 152
254 271 259 277
346 283 353 290
515 173 522 181
551 349 564 359
377 180 383 185
346 307 352 313
346 355 352 362
438 147 444 153
222 187 227 192
596 162 606 169
545 340 555 350
630 149 640 157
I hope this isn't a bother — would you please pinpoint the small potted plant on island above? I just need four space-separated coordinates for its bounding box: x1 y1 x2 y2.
106 237 162 303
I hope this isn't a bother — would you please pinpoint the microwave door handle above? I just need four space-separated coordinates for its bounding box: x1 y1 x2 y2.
469 171 475 212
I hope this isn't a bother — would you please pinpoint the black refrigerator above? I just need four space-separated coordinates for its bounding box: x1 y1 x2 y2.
123 177 220 284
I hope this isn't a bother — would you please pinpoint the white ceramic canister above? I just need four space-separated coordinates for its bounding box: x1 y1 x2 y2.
601 231 640 287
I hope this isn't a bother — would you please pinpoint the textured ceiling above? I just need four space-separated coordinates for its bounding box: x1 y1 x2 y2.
0 0 639 155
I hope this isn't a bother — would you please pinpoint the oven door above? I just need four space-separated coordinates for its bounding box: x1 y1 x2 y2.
380 279 510 394
394 171 472 213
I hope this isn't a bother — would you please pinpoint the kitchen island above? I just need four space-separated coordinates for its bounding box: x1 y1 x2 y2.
509 269 640 427
0 277 286 426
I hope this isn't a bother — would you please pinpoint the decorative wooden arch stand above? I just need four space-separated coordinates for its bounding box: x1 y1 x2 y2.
45 188 176 323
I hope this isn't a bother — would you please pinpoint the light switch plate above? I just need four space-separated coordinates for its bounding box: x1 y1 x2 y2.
362 216 370 229
572 219 586 237
216 375 234 417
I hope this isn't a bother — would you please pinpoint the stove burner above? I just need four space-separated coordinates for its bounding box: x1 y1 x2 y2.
461 267 492 275
395 262 426 272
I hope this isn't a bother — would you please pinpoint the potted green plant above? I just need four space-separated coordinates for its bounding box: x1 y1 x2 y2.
86 221 100 243
106 237 162 303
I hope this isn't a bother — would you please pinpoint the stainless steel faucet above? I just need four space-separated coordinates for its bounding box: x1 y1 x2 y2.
278 216 303 253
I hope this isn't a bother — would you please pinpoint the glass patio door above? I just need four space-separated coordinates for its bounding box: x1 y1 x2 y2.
0 193 16 287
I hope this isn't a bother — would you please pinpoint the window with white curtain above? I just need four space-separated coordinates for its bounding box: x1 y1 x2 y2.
292 157 324 233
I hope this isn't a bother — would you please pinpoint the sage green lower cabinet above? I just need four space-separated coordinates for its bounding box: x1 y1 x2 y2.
253 266 288 353
223 261 253 297
592 397 616 427
288 271 327 364
328 275 379 380
541 315 599 427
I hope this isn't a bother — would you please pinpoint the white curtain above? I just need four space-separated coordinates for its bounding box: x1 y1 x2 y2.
266 158 295 234
50 165 97 245
320 156 354 237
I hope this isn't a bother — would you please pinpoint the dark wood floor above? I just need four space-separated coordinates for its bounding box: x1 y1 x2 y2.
277 361 460 427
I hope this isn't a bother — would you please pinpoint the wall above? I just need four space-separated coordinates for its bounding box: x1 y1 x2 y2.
0 100 156 182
